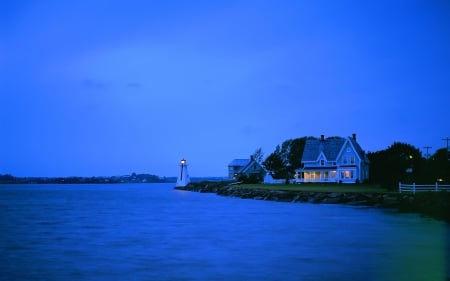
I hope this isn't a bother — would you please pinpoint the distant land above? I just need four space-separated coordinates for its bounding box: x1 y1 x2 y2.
0 174 229 184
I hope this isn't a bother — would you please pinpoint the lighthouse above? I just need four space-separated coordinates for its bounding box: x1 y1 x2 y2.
175 158 190 187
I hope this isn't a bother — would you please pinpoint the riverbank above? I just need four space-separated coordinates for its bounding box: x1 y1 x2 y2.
175 182 450 223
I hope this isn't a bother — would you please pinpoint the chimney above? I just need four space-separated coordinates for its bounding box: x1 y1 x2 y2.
320 134 325 141
352 133 356 140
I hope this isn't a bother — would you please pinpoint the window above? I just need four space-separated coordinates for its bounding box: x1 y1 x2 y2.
320 160 324 166
340 170 354 179
350 156 355 164
331 171 336 178
314 171 320 179
324 171 329 179
304 172 310 180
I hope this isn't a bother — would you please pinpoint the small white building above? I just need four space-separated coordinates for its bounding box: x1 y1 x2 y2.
295 134 369 184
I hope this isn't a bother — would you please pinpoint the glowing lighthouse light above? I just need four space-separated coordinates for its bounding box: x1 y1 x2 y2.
175 158 190 187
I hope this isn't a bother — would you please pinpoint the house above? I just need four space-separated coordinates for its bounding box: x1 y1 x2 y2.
295 134 369 184
263 173 290 184
228 156 266 180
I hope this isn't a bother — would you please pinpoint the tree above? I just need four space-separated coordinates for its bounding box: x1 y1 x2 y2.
252 148 264 163
424 148 450 183
0 174 16 183
262 137 312 180
238 173 262 184
263 147 285 179
368 142 425 187
287 137 309 171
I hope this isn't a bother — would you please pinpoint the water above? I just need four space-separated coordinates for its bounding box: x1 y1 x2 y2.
0 183 448 281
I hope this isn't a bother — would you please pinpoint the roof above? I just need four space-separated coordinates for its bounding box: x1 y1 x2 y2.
302 136 370 163
348 137 370 163
301 166 338 170
228 159 250 167
240 159 266 174
302 138 346 162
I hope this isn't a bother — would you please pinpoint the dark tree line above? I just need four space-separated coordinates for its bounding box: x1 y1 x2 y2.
0 173 172 184
367 143 450 188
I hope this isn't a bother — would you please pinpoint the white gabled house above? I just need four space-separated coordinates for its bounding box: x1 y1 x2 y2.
295 134 369 184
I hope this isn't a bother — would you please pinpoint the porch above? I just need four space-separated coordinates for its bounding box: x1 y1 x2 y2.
295 167 357 184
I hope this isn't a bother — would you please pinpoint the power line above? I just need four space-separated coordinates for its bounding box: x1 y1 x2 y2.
442 137 450 161
423 146 431 159
443 137 450 148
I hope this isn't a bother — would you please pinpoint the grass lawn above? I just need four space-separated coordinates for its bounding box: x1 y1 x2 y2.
232 183 394 193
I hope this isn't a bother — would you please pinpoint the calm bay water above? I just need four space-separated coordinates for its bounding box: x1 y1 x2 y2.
0 183 448 281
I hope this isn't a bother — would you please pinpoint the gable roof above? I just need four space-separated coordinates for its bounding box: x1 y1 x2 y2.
348 137 370 163
228 159 250 167
302 138 346 162
240 158 266 174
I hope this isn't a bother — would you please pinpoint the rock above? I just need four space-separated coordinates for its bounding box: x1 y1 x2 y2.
346 200 370 206
176 181 450 223
381 195 399 207
323 196 341 204
291 194 301 203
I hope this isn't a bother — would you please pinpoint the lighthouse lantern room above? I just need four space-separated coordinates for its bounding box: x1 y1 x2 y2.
175 158 190 187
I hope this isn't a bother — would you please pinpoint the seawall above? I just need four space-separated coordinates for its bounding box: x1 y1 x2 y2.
175 182 450 223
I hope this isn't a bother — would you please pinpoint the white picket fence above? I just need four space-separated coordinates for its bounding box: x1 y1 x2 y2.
398 182 450 194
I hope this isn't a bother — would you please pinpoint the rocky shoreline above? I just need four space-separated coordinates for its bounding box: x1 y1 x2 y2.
175 182 450 223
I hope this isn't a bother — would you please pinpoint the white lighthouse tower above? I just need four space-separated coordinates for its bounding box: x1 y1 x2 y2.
175 158 190 187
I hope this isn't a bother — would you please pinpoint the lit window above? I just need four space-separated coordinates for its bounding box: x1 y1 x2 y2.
314 171 320 179
305 172 310 180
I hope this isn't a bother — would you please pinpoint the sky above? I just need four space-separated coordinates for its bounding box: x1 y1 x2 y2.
1 0 450 177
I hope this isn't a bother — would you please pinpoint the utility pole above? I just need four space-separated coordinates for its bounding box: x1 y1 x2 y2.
423 146 431 159
442 137 450 161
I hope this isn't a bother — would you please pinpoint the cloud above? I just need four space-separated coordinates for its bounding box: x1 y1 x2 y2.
82 78 108 90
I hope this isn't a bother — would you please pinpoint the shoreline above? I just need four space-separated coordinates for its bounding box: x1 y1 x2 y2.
175 182 450 223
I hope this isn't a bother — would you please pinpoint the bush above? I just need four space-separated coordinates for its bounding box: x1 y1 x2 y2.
238 174 262 184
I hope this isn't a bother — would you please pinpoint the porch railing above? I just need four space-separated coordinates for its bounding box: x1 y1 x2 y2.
398 182 450 194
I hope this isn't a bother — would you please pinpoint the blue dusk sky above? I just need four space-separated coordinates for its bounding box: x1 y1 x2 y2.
1 0 450 177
